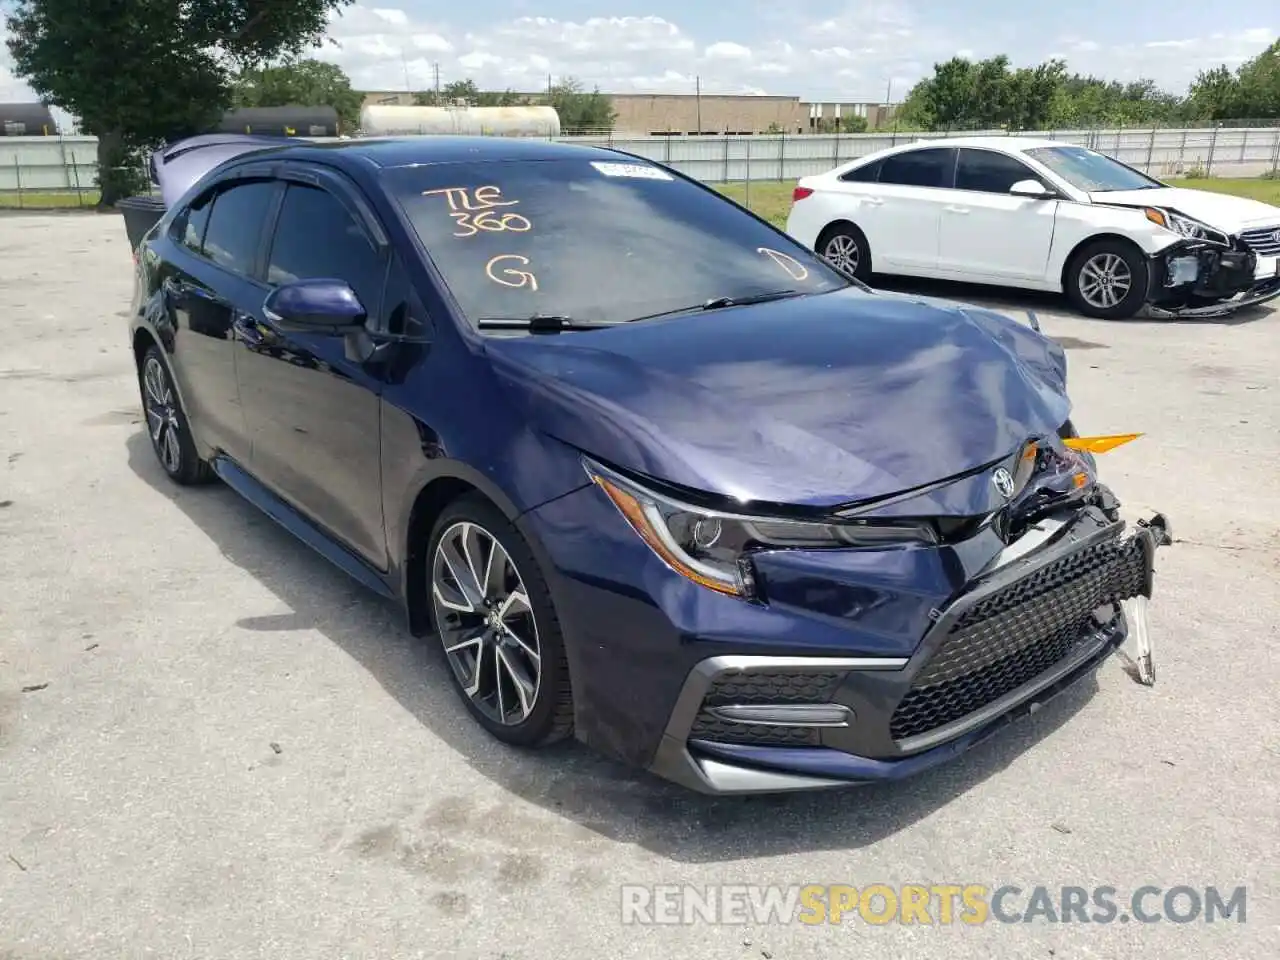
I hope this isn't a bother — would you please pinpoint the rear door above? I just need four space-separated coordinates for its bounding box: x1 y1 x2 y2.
233 169 390 568
939 148 1059 282
154 176 280 463
858 146 955 273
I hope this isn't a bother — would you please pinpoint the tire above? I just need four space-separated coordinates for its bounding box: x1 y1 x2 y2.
427 494 574 747
817 222 872 282
1065 239 1149 320
138 345 214 485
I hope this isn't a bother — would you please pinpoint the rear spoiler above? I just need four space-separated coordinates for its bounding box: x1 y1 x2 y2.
149 133 309 208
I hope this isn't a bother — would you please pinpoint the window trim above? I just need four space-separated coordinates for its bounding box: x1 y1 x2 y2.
875 146 959 190
952 147 1050 196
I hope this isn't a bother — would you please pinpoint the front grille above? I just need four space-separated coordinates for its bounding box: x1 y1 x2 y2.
1240 225 1280 257
890 534 1149 742
703 671 845 706
689 715 821 746
691 670 845 747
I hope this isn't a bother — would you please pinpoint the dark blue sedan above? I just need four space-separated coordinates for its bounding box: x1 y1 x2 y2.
127 134 1171 794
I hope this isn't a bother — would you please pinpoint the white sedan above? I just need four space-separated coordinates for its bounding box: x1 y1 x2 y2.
785 136 1280 319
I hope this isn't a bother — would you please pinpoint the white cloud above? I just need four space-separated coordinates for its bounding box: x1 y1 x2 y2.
0 4 1274 135
370 8 409 26
704 42 752 61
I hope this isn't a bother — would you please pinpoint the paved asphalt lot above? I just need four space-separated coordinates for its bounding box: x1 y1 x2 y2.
1 212 1277 960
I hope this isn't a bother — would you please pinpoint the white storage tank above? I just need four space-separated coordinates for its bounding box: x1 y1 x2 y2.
358 104 561 138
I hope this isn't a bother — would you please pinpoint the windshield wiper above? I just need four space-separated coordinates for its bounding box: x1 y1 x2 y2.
701 288 801 310
627 288 802 323
476 314 612 334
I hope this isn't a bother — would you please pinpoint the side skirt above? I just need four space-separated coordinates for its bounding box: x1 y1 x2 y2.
209 454 397 600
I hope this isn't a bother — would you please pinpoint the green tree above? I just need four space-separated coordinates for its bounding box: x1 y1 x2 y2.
5 0 351 206
414 80 529 107
899 53 1186 131
234 58 363 133
1189 38 1280 120
545 77 615 135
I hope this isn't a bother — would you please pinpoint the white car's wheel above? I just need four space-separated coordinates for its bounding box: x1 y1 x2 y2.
817 222 872 282
1066 239 1149 320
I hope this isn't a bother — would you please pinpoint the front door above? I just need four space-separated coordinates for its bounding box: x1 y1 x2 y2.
234 178 390 569
938 148 1059 282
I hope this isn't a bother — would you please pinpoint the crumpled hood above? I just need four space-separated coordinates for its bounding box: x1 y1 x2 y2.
1093 186 1280 232
485 288 1070 512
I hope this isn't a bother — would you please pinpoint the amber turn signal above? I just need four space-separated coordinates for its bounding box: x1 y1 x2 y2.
1063 433 1143 454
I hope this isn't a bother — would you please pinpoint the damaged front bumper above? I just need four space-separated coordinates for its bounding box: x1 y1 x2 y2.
648 508 1174 795
1146 239 1280 318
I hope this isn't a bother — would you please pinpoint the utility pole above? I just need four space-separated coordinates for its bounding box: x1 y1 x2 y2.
547 73 553 103
401 48 411 94
433 62 441 103
696 75 702 135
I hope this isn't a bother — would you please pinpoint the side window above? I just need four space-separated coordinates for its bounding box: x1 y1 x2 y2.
202 180 277 275
955 149 1044 193
174 192 213 253
878 148 956 189
266 183 384 318
839 157 882 183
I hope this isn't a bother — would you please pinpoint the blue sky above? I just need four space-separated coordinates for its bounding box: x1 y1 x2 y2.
2 1 1275 103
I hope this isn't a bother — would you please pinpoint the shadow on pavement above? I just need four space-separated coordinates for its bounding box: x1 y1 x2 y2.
128 430 1101 864
872 275 1276 327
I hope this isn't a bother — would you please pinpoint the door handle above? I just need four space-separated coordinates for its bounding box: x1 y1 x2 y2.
944 205 971 214
864 197 885 206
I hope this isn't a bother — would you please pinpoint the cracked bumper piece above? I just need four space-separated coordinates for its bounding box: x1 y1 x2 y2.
1148 240 1280 317
648 510 1171 795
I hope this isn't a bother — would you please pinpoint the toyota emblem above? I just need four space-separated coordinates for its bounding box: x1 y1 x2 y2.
992 467 1016 500
1272 229 1280 244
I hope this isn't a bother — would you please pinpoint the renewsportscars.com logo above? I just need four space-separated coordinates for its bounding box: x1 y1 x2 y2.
620 884 1248 926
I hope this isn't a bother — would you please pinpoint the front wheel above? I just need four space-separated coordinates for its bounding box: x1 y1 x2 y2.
1066 240 1149 319
427 495 574 747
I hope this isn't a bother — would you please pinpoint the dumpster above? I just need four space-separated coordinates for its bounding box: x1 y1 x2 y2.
117 195 166 250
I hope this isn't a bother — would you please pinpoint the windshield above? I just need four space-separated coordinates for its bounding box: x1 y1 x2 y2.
1025 146 1163 193
385 158 849 327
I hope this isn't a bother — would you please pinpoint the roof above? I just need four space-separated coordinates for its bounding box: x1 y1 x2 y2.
288 136 630 169
907 135 1071 152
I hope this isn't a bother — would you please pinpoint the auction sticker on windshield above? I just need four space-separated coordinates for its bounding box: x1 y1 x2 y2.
591 161 674 181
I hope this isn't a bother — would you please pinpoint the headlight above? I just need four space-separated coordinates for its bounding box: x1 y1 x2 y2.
584 459 937 598
1143 207 1220 242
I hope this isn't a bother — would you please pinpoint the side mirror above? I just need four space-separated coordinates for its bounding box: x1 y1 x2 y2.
263 278 366 334
1010 179 1055 199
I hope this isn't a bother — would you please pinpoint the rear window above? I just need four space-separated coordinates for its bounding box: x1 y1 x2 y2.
384 158 848 326
839 157 882 183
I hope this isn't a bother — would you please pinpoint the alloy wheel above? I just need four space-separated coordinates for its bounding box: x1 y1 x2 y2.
431 521 542 726
824 233 860 276
142 356 182 474
1078 252 1132 309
